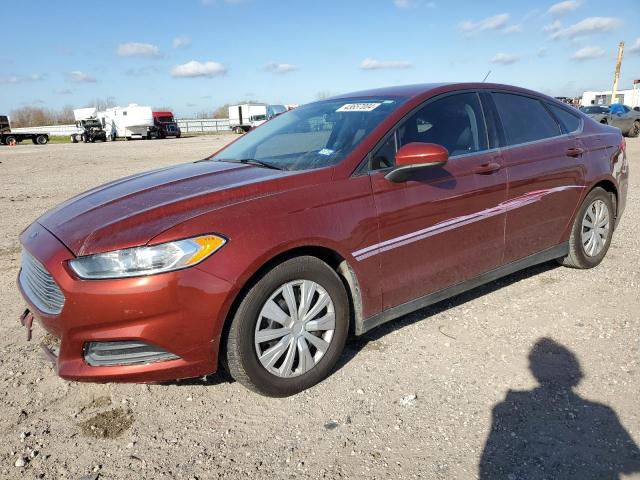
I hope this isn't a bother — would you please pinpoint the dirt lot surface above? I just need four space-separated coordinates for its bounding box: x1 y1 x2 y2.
0 135 639 479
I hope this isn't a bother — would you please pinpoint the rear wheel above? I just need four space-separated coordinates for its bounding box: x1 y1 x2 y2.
629 121 640 138
35 135 48 145
234 126 244 134
558 187 614 269
225 256 349 397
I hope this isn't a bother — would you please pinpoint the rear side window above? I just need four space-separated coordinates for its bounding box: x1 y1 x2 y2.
493 93 561 146
547 103 581 133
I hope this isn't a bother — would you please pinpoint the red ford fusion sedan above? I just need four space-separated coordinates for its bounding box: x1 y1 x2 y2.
18 83 628 396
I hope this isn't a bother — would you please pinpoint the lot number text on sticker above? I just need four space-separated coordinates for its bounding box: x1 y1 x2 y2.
336 103 381 112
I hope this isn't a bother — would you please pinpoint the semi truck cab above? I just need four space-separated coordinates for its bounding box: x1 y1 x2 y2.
152 111 181 139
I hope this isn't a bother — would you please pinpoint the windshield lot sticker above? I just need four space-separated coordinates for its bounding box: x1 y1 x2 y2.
318 148 334 156
336 103 381 112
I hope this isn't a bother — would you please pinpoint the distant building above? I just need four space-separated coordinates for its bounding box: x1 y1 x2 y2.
581 85 640 108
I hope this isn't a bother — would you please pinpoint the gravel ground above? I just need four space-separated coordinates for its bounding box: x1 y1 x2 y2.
0 135 638 480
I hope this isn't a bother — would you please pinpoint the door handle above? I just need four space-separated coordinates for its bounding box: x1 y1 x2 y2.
473 162 502 175
566 147 584 158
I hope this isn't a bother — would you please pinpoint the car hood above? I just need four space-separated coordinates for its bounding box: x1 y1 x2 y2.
37 160 298 256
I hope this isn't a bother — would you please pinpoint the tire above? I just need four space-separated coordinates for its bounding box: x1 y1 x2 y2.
225 256 349 397
234 126 244 134
36 135 48 145
558 187 614 269
5 136 16 145
71 134 78 143
628 121 640 138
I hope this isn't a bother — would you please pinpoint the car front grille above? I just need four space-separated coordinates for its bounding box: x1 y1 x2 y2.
19 250 65 316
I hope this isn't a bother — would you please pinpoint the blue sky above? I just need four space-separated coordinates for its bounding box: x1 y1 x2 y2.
1 0 639 117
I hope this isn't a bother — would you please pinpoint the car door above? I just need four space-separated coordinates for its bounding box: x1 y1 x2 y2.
490 92 586 263
361 91 508 310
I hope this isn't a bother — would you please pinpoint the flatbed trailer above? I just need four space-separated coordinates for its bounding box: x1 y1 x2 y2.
0 131 49 145
0 115 49 145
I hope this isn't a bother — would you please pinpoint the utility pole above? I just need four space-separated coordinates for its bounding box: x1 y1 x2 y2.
611 41 624 104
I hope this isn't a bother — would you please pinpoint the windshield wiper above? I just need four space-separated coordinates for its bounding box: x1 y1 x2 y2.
218 158 283 170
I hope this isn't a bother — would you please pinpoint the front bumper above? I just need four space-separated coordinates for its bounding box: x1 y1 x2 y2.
17 222 235 383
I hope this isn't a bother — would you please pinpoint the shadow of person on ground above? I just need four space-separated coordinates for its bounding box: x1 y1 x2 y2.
479 338 640 479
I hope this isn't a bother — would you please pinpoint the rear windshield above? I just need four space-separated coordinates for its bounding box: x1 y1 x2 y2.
212 97 405 171
156 116 174 123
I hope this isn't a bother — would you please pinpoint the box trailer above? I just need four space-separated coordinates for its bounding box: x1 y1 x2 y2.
228 104 287 133
0 115 49 145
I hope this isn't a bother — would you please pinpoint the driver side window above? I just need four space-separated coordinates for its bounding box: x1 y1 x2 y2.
369 92 488 171
398 92 488 156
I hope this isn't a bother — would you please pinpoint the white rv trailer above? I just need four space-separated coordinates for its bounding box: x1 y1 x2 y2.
99 104 155 140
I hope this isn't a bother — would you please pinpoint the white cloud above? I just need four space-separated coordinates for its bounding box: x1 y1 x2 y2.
628 38 640 55
393 0 435 8
503 24 523 34
490 53 520 65
547 0 581 16
264 63 298 74
460 13 510 34
550 17 622 39
360 58 412 70
543 20 563 32
0 73 44 84
66 71 96 83
571 46 605 60
53 88 73 95
171 60 227 78
117 42 161 57
537 47 548 57
173 36 191 49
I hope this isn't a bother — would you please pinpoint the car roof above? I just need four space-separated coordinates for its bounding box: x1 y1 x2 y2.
330 82 557 101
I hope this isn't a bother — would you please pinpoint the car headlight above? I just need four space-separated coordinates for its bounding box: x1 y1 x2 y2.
68 235 226 279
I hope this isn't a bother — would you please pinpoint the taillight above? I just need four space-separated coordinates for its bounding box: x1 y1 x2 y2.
620 137 626 153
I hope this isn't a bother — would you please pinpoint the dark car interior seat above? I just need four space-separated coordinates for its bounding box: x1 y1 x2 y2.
399 101 479 157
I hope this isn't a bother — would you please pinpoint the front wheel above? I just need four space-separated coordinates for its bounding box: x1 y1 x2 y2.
558 187 614 269
628 121 640 138
225 256 349 397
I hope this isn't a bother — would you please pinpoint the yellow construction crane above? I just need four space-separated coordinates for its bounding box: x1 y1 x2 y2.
611 41 624 104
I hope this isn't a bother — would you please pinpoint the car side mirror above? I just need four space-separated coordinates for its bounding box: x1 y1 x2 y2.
385 142 449 182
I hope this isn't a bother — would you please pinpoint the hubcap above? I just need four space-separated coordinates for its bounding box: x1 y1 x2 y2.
581 199 610 257
254 280 335 378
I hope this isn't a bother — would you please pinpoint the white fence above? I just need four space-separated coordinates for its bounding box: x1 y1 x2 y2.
177 118 231 133
10 118 232 136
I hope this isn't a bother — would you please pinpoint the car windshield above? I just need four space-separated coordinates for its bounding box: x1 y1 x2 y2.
157 116 174 123
251 115 267 121
581 106 609 114
212 97 405 171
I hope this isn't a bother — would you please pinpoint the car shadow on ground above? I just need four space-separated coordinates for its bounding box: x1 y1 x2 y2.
479 338 640 479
